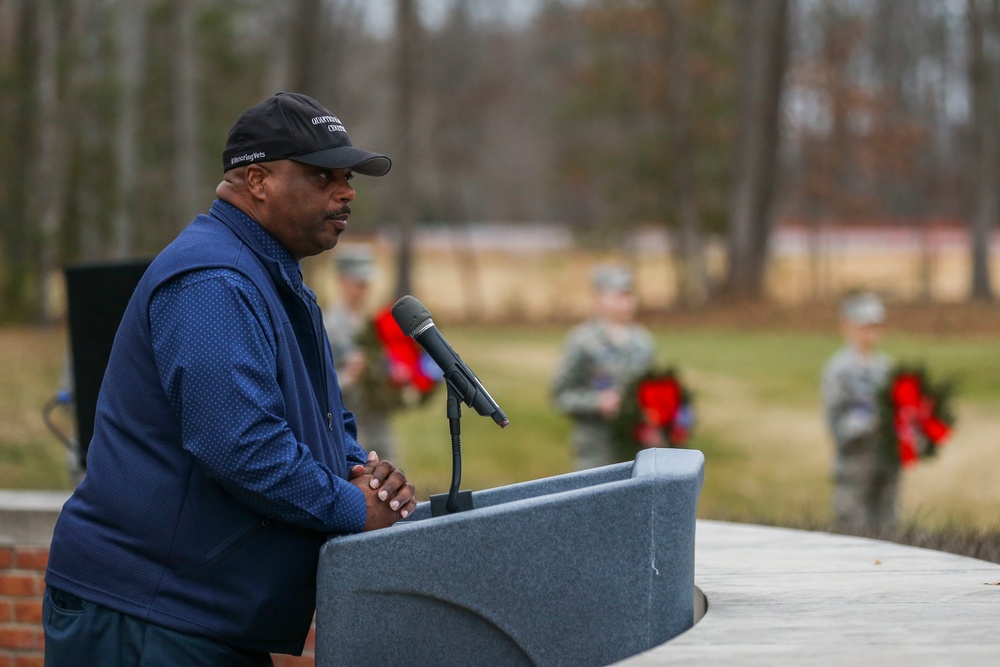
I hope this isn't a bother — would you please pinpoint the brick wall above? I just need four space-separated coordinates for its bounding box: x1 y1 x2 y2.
0 546 47 667
0 491 315 666
0 542 316 667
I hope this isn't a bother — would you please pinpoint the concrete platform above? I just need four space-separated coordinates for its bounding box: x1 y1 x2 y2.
617 520 1000 666
0 490 71 545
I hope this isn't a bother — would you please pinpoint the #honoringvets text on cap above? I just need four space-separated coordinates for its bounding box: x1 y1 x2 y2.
222 92 391 177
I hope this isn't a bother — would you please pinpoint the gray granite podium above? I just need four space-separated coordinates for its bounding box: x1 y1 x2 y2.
315 447 705 667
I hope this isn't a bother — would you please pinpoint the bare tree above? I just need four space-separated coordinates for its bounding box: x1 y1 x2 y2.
869 0 955 302
171 0 202 227
112 0 149 258
723 0 790 299
424 0 489 319
392 0 420 298
289 0 325 95
32 0 89 319
0 0 36 319
966 0 1000 302
32 0 62 319
663 1 709 306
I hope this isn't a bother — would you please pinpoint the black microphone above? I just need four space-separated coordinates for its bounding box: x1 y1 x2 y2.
391 295 509 428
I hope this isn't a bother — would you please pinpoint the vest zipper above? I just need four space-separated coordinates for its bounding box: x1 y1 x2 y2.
305 293 334 433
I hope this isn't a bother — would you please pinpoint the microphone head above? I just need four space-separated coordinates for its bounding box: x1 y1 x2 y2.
391 295 433 337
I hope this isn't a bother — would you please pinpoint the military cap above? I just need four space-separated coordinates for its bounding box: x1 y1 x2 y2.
591 264 634 293
334 246 375 283
841 292 885 325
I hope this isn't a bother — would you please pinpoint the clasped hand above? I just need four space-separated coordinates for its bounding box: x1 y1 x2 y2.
349 450 416 531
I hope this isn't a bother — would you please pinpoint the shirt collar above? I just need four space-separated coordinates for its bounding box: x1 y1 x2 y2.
212 199 304 296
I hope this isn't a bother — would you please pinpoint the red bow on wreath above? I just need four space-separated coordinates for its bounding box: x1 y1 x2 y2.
372 306 442 395
889 372 951 467
633 375 693 448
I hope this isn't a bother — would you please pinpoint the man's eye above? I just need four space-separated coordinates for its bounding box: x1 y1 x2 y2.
320 170 352 182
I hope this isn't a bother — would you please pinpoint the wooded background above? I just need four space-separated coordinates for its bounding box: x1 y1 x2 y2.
2 0 999 322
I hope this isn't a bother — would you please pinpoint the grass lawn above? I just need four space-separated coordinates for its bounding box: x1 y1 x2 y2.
0 326 75 489
3 317 999 537
395 322 1000 534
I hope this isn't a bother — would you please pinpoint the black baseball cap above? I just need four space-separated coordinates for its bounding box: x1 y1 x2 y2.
222 92 391 176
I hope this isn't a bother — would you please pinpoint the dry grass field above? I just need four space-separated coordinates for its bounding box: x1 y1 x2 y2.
7 241 1000 561
4 304 1000 556
300 227 1000 324
0 326 73 489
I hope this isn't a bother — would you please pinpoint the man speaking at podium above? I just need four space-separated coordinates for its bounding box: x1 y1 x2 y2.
44 93 415 666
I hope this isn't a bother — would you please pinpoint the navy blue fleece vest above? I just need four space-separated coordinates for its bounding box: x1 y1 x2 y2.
46 203 355 654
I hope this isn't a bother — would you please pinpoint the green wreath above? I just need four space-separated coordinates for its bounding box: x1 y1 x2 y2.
876 363 956 468
354 319 439 413
611 367 695 462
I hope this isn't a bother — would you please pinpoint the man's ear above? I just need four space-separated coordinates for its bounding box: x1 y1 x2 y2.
244 164 269 200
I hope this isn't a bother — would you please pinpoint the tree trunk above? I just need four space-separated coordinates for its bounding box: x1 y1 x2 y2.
30 0 89 320
918 217 935 303
33 0 60 320
807 217 824 301
723 0 789 299
392 0 419 298
966 0 999 302
113 0 148 258
171 0 201 228
289 0 324 95
453 224 485 321
75 2 112 262
663 2 709 307
1 1 31 319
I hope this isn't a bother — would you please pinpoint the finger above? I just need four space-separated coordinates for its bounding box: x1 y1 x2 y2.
355 450 376 479
382 475 414 507
376 467 407 501
389 488 416 513
368 459 395 490
352 449 380 479
399 496 417 519
392 483 417 516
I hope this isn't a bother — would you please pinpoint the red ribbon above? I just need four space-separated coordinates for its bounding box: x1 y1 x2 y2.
890 373 950 467
637 377 681 426
372 306 438 394
633 376 688 447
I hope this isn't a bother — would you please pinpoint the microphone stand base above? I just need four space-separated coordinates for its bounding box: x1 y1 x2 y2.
430 490 474 517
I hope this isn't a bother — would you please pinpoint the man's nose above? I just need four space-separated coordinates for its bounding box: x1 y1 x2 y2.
337 183 356 203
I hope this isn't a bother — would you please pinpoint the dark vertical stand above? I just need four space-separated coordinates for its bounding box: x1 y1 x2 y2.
430 385 474 516
65 260 151 470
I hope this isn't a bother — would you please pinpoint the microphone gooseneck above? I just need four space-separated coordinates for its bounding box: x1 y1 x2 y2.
390 295 509 516
391 296 509 428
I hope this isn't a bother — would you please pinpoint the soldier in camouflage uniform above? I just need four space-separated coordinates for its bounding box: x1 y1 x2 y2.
821 292 897 535
324 247 399 460
551 264 655 470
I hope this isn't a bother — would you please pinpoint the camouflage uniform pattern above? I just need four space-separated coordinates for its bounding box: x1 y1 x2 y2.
821 346 897 534
551 318 655 470
324 303 398 461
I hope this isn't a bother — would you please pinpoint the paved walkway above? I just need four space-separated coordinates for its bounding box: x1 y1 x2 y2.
618 520 1000 666
10 494 999 665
